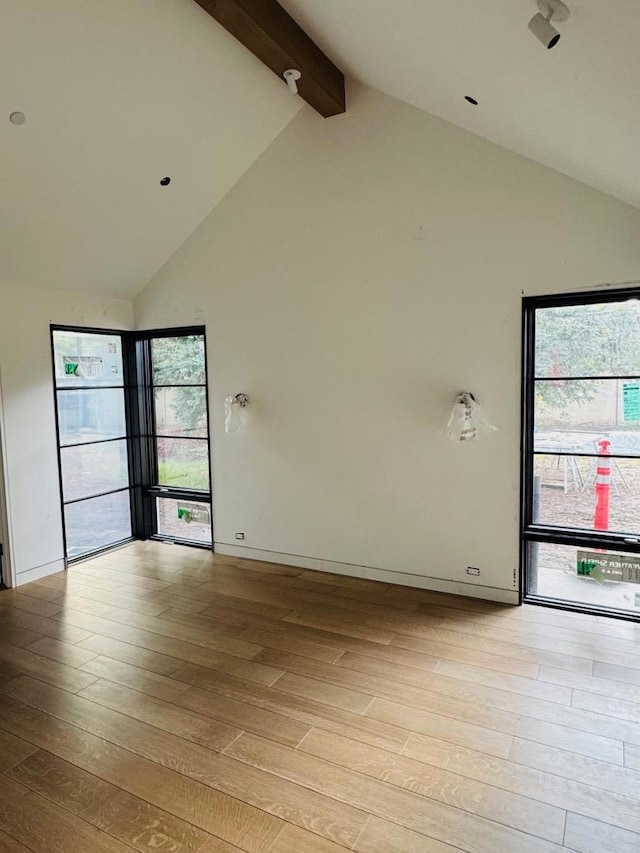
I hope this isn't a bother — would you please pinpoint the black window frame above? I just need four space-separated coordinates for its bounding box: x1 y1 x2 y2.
51 324 213 564
51 325 136 562
136 327 213 548
521 287 640 622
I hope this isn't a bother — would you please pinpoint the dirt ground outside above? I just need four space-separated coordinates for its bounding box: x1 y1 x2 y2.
535 453 640 539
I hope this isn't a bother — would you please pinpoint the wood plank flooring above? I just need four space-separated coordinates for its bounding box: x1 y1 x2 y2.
0 542 639 852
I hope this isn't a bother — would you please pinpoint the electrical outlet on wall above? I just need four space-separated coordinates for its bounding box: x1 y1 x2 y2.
466 566 481 576
235 532 245 541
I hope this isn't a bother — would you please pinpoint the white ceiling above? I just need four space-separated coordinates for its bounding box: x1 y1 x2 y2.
0 0 301 298
283 0 640 211
3 1 639 300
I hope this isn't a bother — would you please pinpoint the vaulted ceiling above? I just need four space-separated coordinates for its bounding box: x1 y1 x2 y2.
0 0 301 298
284 0 640 211
2 0 639 299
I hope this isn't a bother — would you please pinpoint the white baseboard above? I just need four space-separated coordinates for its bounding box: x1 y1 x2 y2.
15 559 65 587
214 542 519 605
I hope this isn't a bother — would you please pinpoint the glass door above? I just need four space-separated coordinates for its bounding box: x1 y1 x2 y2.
522 290 640 618
145 331 212 546
52 329 133 560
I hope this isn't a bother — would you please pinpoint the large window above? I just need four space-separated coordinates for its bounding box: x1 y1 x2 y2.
522 291 640 618
52 330 132 558
52 326 212 562
146 333 212 546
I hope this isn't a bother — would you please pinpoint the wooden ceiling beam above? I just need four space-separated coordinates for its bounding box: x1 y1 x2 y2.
192 0 346 117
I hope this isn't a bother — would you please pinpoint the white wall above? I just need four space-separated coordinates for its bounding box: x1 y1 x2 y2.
0 278 133 585
132 84 640 601
0 389 10 587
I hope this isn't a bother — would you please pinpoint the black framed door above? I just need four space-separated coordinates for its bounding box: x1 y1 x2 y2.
522 288 640 619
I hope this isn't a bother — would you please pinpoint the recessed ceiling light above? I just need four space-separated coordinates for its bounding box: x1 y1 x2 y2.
160 176 171 186
9 111 26 125
464 96 479 106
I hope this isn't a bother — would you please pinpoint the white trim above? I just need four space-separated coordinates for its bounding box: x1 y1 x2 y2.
0 365 15 587
15 559 65 587
214 542 519 605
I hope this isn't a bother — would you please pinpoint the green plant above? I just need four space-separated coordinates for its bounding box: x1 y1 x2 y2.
152 336 207 430
535 303 640 411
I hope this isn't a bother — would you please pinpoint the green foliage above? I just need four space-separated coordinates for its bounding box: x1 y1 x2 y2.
152 335 206 384
157 458 209 490
535 302 640 411
152 335 207 430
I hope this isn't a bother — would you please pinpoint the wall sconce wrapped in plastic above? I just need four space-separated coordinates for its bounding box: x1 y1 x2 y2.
446 392 496 441
224 393 250 433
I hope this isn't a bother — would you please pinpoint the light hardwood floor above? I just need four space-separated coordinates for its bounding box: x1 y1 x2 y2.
0 542 639 853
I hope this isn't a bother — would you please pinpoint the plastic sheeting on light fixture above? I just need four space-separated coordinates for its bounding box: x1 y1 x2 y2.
446 392 497 441
224 393 250 433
